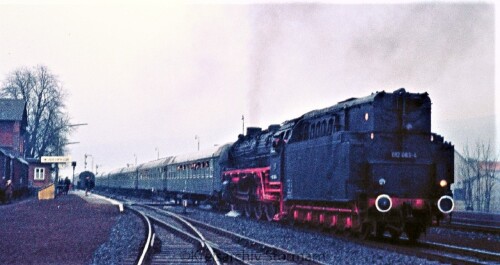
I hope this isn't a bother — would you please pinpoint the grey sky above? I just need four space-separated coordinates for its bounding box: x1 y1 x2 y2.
0 1 496 177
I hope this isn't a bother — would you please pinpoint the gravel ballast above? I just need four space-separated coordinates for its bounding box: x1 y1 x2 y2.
155 205 444 265
89 211 144 265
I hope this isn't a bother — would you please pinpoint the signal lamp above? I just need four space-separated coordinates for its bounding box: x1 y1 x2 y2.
439 179 447 188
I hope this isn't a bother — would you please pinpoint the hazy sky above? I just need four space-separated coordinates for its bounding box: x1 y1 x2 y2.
0 1 497 177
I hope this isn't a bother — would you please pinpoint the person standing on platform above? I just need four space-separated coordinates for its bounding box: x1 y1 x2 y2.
5 179 13 203
63 177 71 195
84 176 91 196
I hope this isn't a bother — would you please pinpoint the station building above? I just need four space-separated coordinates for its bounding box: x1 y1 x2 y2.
0 99 51 195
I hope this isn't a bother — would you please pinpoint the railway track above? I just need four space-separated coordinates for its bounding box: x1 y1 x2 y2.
133 204 328 265
441 222 500 235
96 193 500 264
417 240 500 265
128 205 219 265
440 212 500 235
165 204 500 265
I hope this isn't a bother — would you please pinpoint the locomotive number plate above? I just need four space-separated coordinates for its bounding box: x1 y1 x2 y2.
391 151 417 159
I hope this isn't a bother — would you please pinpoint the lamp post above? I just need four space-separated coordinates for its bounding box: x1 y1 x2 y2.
134 154 137 166
54 141 80 185
96 164 101 176
195 135 200 151
84 153 93 172
155 147 160 160
71 161 77 190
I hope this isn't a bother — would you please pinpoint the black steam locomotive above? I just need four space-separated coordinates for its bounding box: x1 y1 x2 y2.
224 88 454 241
96 88 454 241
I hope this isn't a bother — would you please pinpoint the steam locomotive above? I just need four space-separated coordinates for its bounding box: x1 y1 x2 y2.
95 88 454 241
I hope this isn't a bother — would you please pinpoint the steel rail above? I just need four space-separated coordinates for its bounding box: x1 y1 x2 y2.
126 206 154 265
144 205 328 265
160 210 222 265
132 204 222 265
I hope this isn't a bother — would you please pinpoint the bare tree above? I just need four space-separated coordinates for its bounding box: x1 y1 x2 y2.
459 147 475 211
460 141 498 212
480 142 497 212
1 65 71 158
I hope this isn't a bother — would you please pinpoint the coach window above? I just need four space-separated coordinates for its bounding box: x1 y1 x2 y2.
321 121 327 136
333 116 340 132
327 119 333 134
34 167 45 180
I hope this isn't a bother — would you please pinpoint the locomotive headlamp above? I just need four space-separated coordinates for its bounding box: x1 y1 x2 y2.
375 194 392 213
437 195 454 214
439 179 447 188
379 178 386 186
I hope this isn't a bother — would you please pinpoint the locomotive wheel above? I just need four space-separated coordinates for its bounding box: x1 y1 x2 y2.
244 202 253 218
254 202 263 220
263 203 276 222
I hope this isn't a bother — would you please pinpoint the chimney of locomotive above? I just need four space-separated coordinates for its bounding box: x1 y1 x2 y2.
246 127 262 136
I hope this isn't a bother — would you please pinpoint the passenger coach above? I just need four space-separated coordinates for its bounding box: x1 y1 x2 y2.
95 143 231 203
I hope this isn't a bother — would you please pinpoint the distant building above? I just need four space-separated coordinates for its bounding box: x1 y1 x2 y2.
453 150 500 213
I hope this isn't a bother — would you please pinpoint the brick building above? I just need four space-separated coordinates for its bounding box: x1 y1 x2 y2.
0 99 27 155
0 99 51 193
0 99 28 197
26 158 52 188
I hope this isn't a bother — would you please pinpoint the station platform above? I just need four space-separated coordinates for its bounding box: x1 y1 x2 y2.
0 190 122 264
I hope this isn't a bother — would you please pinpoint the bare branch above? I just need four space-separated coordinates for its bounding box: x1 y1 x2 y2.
1 65 71 158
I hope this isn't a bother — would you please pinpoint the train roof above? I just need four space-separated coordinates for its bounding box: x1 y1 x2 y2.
121 165 140 173
171 143 232 164
105 167 124 175
139 156 175 170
